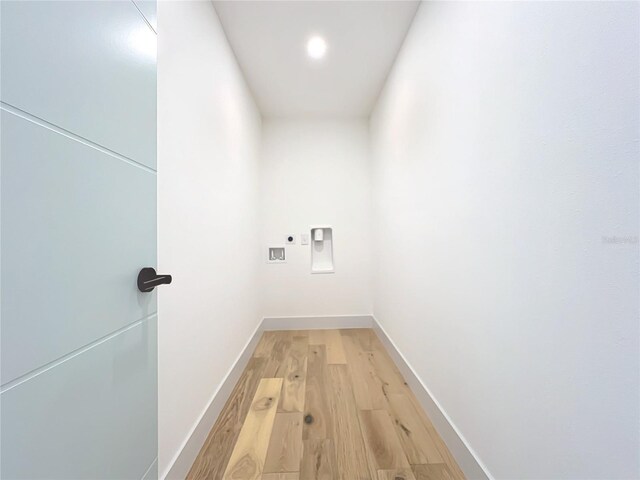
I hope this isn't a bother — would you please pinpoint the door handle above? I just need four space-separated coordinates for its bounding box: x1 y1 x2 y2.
137 267 172 292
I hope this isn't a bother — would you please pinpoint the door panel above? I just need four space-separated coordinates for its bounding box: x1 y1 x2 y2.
0 0 157 168
1 1 158 478
133 0 158 32
1 110 157 384
0 317 157 479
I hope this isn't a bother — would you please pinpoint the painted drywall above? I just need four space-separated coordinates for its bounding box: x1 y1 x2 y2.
157 2 261 477
260 119 372 318
370 2 639 479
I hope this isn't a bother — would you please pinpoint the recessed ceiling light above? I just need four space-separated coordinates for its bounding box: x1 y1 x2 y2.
306 36 327 60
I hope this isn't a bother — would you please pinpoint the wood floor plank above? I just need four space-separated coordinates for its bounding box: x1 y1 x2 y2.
300 439 338 480
264 412 303 473
369 329 389 351
359 409 411 471
344 328 377 351
412 463 456 480
308 330 325 345
279 335 308 413
262 335 293 378
368 349 407 396
386 394 443 464
351 347 394 410
187 357 267 480
377 469 417 480
344 332 406 405
326 365 373 479
223 378 284 480
260 474 299 480
190 330 465 480
303 345 332 440
342 332 386 410
284 329 309 338
402 395 466 480
341 332 373 410
370 338 465 479
324 329 347 364
254 332 278 358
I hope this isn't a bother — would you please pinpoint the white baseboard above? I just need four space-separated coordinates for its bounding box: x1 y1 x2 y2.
163 313 490 480
162 319 265 480
372 316 492 480
262 314 374 331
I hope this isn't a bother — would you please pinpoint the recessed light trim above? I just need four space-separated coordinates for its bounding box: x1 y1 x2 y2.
306 36 327 59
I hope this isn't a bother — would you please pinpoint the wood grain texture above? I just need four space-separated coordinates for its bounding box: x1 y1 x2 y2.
324 329 347 364
386 394 443 464
187 357 267 480
263 413 303 473
188 330 465 480
279 335 308 413
344 328 377 351
300 439 338 480
341 331 385 410
412 463 456 480
262 335 293 378
260 474 299 480
326 365 372 479
403 395 466 480
377 469 417 480
254 332 276 357
223 378 283 480
367 349 407 396
303 346 332 440
308 330 325 345
359 410 411 471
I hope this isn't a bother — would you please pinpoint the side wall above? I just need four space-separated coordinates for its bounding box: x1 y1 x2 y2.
260 119 372 318
370 2 639 478
157 2 262 477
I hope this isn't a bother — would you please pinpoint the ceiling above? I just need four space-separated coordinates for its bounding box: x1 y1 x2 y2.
213 1 420 118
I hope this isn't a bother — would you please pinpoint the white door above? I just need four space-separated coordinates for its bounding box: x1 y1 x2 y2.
1 1 159 478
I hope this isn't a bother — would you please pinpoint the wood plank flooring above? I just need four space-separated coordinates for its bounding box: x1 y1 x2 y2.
187 329 465 480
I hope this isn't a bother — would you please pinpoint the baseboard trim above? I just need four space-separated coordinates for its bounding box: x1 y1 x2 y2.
262 314 374 331
372 316 493 480
162 318 265 480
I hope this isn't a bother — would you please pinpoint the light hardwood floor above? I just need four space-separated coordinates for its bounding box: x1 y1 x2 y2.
187 329 464 480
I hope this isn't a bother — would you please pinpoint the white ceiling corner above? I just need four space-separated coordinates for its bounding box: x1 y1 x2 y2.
212 0 420 118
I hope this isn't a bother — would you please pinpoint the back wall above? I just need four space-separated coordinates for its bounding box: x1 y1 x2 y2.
260 119 372 319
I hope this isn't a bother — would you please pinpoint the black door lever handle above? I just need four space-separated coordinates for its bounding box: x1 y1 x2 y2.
137 267 172 292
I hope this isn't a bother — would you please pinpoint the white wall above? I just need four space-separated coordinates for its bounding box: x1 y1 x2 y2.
260 119 372 318
370 2 639 479
157 2 262 477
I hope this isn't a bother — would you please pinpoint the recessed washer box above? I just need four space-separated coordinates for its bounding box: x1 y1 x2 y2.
267 247 286 263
